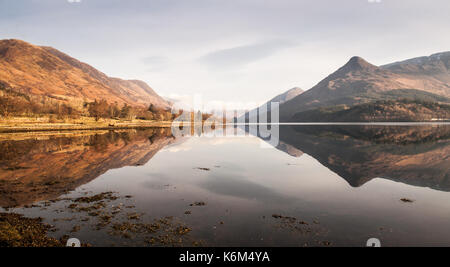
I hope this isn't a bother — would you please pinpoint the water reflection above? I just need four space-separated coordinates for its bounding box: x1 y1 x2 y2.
0 129 177 207
262 125 450 191
1 125 449 208
1 125 450 246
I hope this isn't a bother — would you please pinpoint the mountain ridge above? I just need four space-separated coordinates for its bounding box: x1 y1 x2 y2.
269 87 305 104
0 39 169 110
239 87 304 122
279 53 450 122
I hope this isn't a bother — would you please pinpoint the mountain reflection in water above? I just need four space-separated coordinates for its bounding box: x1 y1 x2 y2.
0 124 449 209
0 129 177 207
267 125 450 191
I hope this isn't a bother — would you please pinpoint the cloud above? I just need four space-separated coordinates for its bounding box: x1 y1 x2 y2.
199 40 296 70
200 173 295 204
2 0 450 103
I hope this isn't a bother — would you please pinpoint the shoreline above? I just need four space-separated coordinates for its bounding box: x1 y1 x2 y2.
0 121 174 133
1 120 449 134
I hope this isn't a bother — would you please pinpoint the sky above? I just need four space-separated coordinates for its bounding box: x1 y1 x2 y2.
1 0 450 106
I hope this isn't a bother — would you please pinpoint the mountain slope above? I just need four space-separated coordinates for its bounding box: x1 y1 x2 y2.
381 51 450 91
0 39 169 109
240 87 304 122
382 51 450 76
268 87 304 104
279 54 450 122
292 98 450 122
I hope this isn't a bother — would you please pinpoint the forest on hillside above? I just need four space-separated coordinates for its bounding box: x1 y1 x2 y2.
0 82 175 122
292 99 450 122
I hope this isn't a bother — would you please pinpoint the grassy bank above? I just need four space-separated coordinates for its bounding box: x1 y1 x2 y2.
0 116 173 133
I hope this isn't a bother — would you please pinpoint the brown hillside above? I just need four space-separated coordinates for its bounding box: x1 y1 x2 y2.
0 39 169 109
279 55 450 121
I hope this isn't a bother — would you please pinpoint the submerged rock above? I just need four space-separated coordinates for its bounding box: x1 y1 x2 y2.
190 202 206 207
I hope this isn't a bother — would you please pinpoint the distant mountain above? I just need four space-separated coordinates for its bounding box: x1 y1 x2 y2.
0 39 169 109
268 87 305 104
279 53 450 122
239 87 304 122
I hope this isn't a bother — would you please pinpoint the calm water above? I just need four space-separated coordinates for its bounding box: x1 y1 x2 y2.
0 125 449 247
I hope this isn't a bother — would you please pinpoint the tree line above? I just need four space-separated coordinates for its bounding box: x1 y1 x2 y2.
0 84 176 121
86 100 175 121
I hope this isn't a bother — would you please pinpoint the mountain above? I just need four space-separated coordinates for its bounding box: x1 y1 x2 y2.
268 87 305 104
279 53 450 122
239 87 304 122
293 98 450 122
0 39 169 109
382 51 450 79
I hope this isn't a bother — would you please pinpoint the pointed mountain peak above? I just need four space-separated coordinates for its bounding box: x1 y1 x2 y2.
343 56 377 71
322 56 379 82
